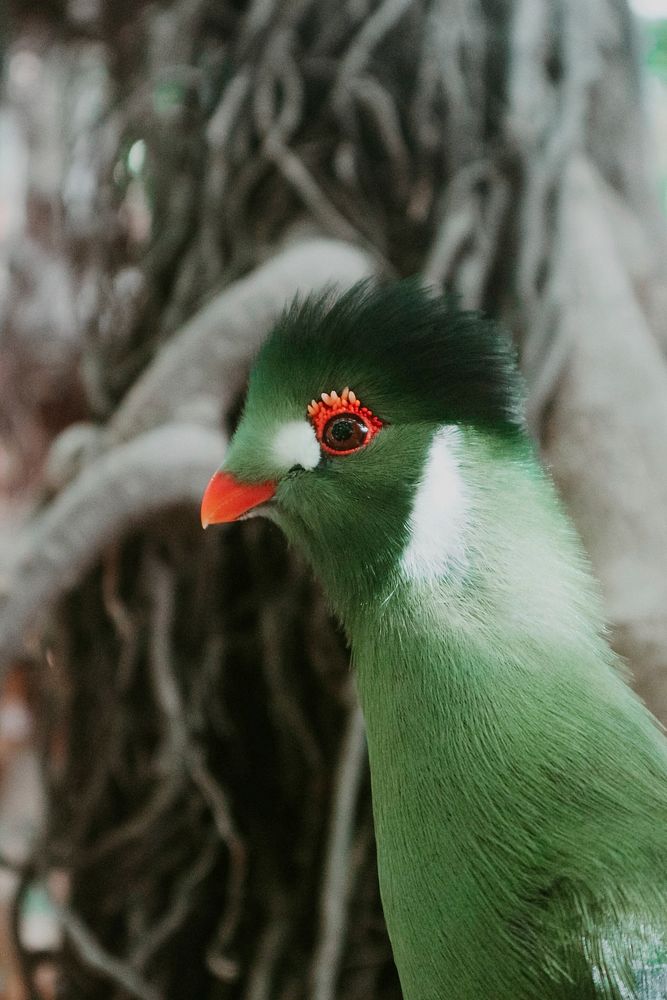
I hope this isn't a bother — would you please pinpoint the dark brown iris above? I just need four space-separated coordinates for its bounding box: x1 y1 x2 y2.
322 413 369 452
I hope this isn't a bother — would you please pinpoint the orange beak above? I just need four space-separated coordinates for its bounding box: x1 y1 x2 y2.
200 471 277 527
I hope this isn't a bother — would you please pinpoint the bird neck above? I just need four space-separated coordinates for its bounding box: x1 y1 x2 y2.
334 494 607 832
325 427 609 673
335 446 611 783
306 436 667 999
340 572 665 1000
347 582 573 756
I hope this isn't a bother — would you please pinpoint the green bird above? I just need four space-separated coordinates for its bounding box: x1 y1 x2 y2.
201 280 667 1000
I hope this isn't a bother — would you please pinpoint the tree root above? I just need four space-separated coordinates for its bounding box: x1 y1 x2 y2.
311 701 367 1000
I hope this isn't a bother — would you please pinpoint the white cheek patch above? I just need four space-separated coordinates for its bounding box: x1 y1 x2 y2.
400 426 468 583
272 420 321 471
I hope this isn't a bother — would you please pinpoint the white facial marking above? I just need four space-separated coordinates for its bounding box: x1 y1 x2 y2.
272 420 320 471
401 426 468 582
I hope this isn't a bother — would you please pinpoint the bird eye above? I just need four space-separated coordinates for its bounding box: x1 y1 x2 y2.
307 388 383 457
322 414 369 453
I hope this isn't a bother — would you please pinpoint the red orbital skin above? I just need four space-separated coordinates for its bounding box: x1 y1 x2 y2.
307 387 383 456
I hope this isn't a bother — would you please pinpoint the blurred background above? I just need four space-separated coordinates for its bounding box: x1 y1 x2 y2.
1 1 667 997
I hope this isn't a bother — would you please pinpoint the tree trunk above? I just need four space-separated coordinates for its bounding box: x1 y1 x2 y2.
1 1 666 998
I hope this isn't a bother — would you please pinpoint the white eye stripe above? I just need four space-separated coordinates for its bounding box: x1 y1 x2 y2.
272 420 321 471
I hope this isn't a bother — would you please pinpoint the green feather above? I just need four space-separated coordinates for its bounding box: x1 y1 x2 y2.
220 281 667 999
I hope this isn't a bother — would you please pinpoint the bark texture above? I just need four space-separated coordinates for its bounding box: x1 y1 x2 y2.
1 1 666 998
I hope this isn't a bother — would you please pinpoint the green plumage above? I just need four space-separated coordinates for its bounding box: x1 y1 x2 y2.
220 281 667 999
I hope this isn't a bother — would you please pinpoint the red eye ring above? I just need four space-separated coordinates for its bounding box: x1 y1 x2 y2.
307 388 383 456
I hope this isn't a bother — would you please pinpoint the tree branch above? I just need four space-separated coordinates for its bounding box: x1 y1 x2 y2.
0 424 227 673
57 904 163 1000
310 700 367 1000
540 156 667 721
108 239 374 444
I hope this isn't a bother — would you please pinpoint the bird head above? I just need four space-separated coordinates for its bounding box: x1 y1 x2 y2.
201 280 523 616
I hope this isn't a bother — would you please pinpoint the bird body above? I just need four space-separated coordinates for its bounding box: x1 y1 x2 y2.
201 281 667 999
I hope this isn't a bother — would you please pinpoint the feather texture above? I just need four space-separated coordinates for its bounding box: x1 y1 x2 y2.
217 281 667 999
